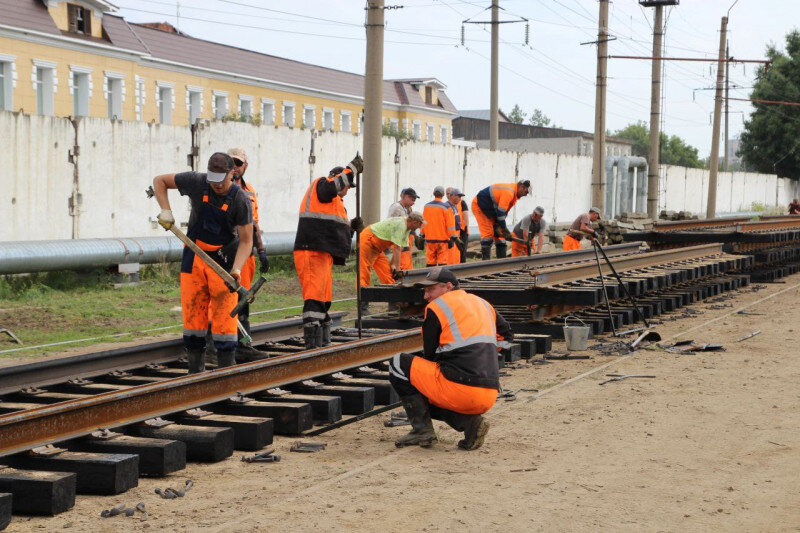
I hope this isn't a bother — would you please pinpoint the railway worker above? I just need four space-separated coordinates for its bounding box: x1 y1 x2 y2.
511 206 547 256
450 187 470 263
421 186 457 267
789 198 800 215
227 147 269 358
387 188 420 270
388 267 513 450
445 187 467 265
153 152 253 372
294 158 363 349
472 180 531 260
563 207 601 251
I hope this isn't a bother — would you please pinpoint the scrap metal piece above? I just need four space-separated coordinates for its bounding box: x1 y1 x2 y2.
154 488 176 499
599 373 656 386
383 411 410 427
241 450 281 463
737 330 761 342
100 504 127 518
290 441 327 453
0 329 22 345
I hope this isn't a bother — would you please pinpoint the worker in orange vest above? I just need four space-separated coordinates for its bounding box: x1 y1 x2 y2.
388 267 513 450
294 157 363 349
387 188 420 270
446 187 466 265
447 187 470 263
471 180 531 260
563 207 600 251
421 186 456 267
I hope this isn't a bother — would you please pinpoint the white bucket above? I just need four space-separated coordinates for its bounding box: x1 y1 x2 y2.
563 316 590 351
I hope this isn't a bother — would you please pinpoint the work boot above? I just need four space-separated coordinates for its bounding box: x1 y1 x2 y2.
457 415 490 451
394 395 437 448
236 342 266 361
359 300 370 317
303 324 320 349
320 321 332 347
495 242 507 259
480 243 492 260
186 348 206 374
216 350 236 368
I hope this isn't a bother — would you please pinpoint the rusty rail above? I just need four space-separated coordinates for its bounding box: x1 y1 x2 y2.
653 217 751 231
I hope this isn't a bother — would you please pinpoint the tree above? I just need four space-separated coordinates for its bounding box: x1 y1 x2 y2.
528 108 552 127
739 30 800 178
612 121 702 168
507 104 527 124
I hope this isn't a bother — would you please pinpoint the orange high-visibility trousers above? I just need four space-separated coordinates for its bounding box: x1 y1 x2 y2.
471 198 503 243
410 357 498 415
359 227 395 287
294 250 333 303
400 234 413 270
562 234 581 251
448 239 461 264
511 240 529 257
426 242 449 266
181 253 238 352
241 254 256 290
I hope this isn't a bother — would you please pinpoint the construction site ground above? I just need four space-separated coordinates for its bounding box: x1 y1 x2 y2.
12 274 800 532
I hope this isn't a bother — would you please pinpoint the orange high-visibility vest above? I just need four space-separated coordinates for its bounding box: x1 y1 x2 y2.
240 180 259 224
422 200 456 242
456 201 466 230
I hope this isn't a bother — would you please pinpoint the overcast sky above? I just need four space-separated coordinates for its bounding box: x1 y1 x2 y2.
112 0 799 157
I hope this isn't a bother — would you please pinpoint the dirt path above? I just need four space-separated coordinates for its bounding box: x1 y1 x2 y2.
13 276 800 532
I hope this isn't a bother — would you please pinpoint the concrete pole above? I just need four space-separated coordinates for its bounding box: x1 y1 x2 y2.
724 41 730 171
362 0 385 224
592 0 609 212
646 5 663 219
706 16 727 219
489 0 499 151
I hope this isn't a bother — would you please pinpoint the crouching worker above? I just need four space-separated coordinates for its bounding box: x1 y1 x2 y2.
388 267 513 450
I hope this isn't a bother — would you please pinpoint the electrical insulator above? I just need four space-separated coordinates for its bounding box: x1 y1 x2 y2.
524 22 529 45
461 25 465 46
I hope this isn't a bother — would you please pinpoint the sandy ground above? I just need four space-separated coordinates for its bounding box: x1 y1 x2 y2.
10 274 800 532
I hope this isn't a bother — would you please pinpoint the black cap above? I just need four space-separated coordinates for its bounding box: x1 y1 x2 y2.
402 187 420 199
329 166 345 176
413 267 459 288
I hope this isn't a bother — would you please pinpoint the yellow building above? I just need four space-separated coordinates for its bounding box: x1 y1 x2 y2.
0 0 457 142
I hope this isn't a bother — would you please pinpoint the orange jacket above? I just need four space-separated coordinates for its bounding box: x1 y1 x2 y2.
421 200 456 242
240 179 259 224
475 182 519 231
294 170 353 264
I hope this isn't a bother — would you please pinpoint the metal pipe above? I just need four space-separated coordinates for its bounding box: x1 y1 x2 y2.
605 156 619 219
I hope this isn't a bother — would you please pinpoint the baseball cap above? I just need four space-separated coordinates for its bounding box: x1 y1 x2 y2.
449 188 465 197
534 206 545 215
433 185 445 196
206 152 233 183
413 266 459 288
402 188 420 199
227 147 248 164
407 211 426 224
589 206 601 214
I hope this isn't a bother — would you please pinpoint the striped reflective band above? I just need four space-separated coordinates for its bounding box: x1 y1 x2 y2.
433 296 497 353
302 310 327 320
211 333 238 342
183 328 207 338
491 185 514 214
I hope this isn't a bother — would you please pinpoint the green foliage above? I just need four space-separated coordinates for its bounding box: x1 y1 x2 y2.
507 104 527 124
382 123 411 140
739 30 800 178
220 112 261 125
528 108 551 127
612 121 702 168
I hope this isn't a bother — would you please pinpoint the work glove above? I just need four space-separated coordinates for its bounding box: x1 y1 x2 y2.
414 235 425 251
347 154 364 175
258 249 270 273
157 209 175 230
350 217 364 232
502 228 513 241
391 268 404 281
448 237 456 249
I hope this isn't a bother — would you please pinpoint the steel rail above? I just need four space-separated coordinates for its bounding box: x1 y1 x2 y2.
758 215 800 222
0 329 421 458
0 313 345 396
653 217 751 231
399 242 642 285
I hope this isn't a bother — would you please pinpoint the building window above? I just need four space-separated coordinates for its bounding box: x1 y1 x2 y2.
323 108 334 131
261 99 275 125
389 118 399 133
156 82 174 124
135 76 145 121
0 55 17 111
32 60 57 116
412 120 421 140
70 66 91 117
67 3 92 35
186 86 203 124
105 71 124 120
282 101 295 127
440 125 448 144
340 111 351 133
212 90 228 119
239 95 252 120
426 123 435 143
303 104 315 129
424 86 433 105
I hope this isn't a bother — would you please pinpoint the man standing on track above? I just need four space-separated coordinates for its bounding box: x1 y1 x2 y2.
446 187 466 265
511 206 546 256
421 186 456 267
472 180 531 260
563 207 600 251
153 152 253 372
388 267 513 450
294 158 363 349
387 188 420 270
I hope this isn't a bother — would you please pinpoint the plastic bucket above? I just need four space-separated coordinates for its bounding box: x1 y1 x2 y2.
563 316 590 351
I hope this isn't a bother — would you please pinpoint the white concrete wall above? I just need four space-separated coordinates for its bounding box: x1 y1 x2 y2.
0 110 792 242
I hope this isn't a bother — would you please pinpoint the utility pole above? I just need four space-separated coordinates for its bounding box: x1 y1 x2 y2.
706 15 727 219
489 0 499 151
591 0 609 213
363 0 384 224
646 4 664 218
724 41 730 171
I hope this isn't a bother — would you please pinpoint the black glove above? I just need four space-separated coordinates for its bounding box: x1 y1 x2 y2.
391 268 403 281
350 217 364 232
414 235 426 251
344 169 357 188
502 228 513 240
258 249 269 273
448 237 455 249
347 154 364 174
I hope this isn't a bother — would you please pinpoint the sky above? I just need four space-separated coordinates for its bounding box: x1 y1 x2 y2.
111 0 799 157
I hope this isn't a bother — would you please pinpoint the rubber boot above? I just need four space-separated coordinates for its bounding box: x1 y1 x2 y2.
186 348 206 374
359 300 370 317
495 242 507 259
394 395 437 448
216 350 236 368
321 321 332 347
457 415 490 451
314 325 324 348
303 324 320 349
236 342 265 361
480 243 492 260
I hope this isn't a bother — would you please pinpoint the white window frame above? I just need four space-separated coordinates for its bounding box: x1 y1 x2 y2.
69 65 92 117
322 107 334 131
212 90 228 119
303 104 316 129
358 112 363 134
239 94 253 120
388 118 400 133
340 110 351 133
282 101 295 127
261 98 275 125
440 125 449 144
402 118 409 134
186 85 203 125
0 54 17 111
104 70 125 120
412 120 421 141
32 59 57 116
426 122 435 143
134 76 145 121
156 81 174 125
